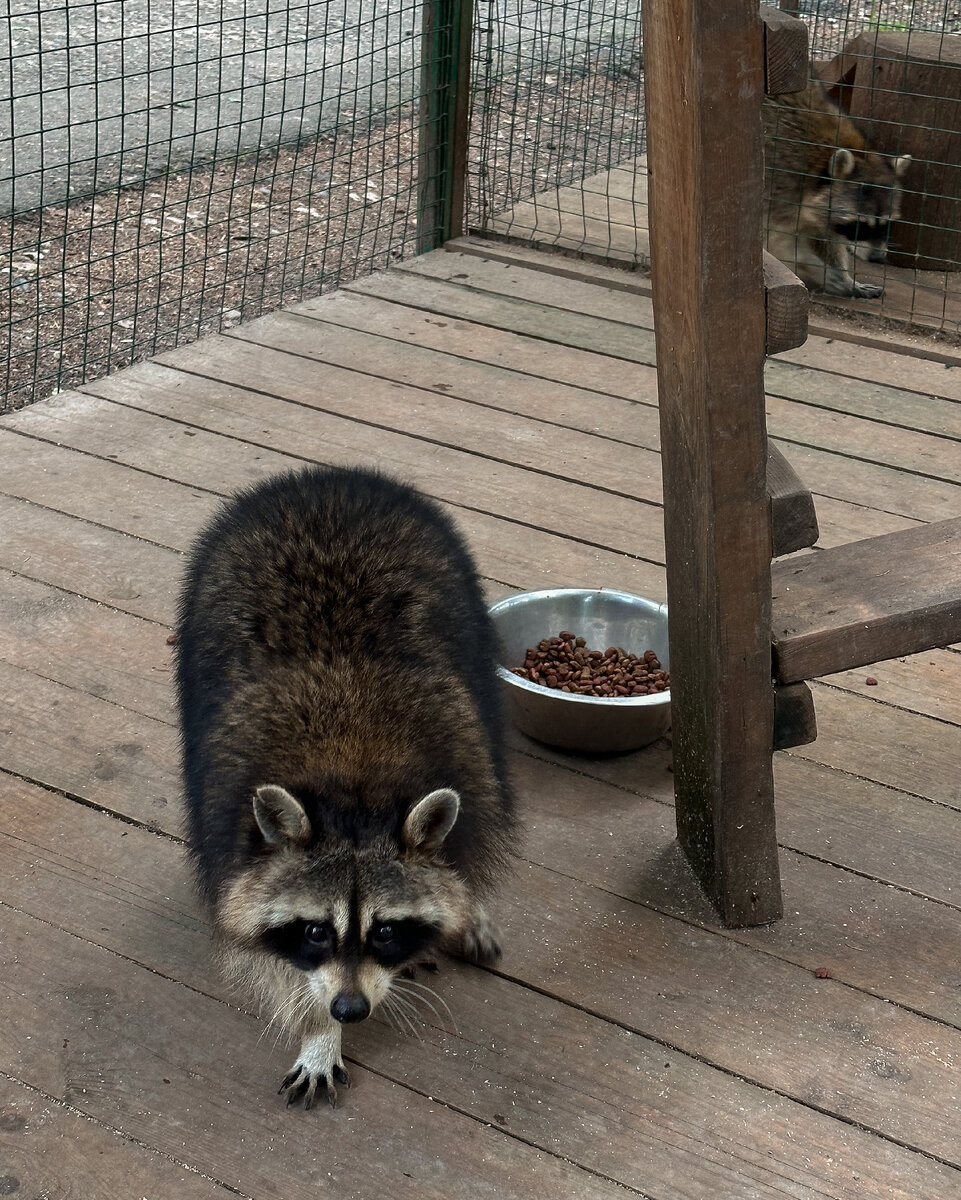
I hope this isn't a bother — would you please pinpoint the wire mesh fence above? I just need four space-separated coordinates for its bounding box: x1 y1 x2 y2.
3 0 961 415
1 0 435 413
468 0 646 263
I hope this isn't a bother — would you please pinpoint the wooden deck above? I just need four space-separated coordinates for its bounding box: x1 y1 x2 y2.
2 237 961 1199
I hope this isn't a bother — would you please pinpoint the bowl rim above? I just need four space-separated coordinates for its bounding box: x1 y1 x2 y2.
488 587 671 709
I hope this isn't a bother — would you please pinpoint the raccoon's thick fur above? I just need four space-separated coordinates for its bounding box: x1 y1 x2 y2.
763 80 910 298
175 464 516 1108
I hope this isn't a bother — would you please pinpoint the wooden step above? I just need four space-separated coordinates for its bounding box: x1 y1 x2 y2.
767 442 819 557
771 516 961 682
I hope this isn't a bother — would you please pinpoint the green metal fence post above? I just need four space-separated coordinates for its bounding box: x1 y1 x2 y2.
417 0 473 253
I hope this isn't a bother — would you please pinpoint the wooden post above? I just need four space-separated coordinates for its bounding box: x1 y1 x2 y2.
416 0 473 253
643 0 783 925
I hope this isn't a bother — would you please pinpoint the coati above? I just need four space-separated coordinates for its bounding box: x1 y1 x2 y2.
763 79 911 298
175 464 516 1109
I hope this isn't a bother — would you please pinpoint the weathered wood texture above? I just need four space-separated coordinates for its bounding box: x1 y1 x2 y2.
772 516 961 682
767 442 820 556
773 682 818 749
759 3 809 95
3 239 961 1199
644 0 781 924
763 249 809 354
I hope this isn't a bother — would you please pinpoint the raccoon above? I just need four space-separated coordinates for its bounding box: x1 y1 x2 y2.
174 464 516 1109
763 80 910 298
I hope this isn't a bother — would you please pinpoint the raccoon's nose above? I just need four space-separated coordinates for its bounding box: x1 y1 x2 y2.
330 992 371 1024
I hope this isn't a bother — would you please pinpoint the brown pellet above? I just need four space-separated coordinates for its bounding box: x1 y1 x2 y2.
512 630 669 698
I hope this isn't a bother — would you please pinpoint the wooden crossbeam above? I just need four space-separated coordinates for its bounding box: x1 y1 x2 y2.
763 252 809 355
767 444 819 557
773 682 818 749
772 517 961 682
759 4 809 95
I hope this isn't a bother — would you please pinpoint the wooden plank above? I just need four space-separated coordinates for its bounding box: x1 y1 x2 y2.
792 681 961 814
763 249 809 354
767 443 819 556
0 656 180 834
759 4 809 95
398 249 961 439
6 389 667 565
517 702 961 905
5 777 959 1199
343 271 961 485
446 236 961 386
773 681 818 749
775 437 961 526
772 517 961 683
782 333 961 402
0 1074 236 1200
644 0 780 924
0 493 181 625
138 335 671 513
228 309 664 435
0 568 175 723
0 907 624 1200
0 425 668 607
444 234 656 295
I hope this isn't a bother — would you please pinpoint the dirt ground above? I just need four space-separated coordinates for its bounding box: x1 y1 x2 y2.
0 56 645 414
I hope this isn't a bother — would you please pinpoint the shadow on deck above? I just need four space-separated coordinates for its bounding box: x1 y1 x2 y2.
1 239 959 1199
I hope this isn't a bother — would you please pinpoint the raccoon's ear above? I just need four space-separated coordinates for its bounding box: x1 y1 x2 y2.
403 788 460 853
829 148 856 178
894 154 912 178
253 785 311 847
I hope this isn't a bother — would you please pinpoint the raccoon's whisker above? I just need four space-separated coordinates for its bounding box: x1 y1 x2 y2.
379 997 407 1038
383 993 422 1041
261 979 312 1045
394 979 459 1033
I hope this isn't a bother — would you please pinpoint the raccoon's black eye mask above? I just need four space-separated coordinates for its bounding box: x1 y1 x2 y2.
263 919 338 970
366 918 439 967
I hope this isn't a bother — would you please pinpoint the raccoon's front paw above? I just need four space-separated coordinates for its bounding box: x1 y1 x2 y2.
456 907 503 966
853 281 884 299
279 1029 349 1110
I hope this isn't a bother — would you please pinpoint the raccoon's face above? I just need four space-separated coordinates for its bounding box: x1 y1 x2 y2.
816 148 911 237
216 785 470 1034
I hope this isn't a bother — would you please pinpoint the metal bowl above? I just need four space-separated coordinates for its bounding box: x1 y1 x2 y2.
488 588 671 753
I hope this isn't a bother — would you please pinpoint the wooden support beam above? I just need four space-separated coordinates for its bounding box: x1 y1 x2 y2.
763 251 809 355
773 682 817 749
759 4 809 95
644 0 782 926
772 516 961 683
767 444 819 557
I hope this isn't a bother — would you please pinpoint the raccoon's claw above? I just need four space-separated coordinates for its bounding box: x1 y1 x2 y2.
279 1063 348 1109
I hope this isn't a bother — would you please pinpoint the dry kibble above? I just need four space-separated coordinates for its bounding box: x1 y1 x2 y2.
512 630 669 697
